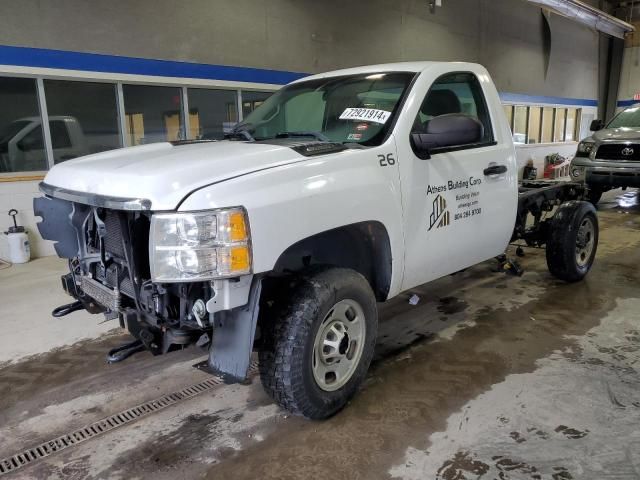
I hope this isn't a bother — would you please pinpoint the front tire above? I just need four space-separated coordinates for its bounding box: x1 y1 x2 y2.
259 268 378 419
546 201 598 282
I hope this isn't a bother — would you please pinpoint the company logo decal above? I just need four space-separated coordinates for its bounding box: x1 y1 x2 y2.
429 194 450 230
622 147 634 156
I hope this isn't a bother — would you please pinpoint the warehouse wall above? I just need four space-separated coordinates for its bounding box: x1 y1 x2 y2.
0 0 604 259
0 181 46 259
617 20 640 109
0 0 600 100
619 45 640 102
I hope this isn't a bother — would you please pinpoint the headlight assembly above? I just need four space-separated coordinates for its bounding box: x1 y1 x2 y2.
150 208 251 282
576 141 595 157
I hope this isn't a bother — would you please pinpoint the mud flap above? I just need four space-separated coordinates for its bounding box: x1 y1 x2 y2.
208 277 262 383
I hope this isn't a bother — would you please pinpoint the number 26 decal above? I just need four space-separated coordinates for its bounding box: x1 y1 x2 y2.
378 153 396 166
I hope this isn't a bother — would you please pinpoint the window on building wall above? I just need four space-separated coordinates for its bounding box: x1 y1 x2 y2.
187 88 238 140
565 108 580 142
122 85 184 146
503 105 514 130
0 77 48 173
554 108 567 143
504 104 582 145
527 107 542 144
242 91 273 118
50 120 72 149
541 107 554 143
44 80 121 163
513 106 528 144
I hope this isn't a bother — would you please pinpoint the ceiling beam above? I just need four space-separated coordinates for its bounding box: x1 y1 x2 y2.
524 0 634 38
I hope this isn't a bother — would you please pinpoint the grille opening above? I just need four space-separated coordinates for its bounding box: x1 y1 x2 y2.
596 144 640 161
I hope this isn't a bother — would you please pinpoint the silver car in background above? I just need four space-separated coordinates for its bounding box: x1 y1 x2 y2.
571 105 640 204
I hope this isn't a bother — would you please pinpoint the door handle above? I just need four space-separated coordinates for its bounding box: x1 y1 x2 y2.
484 164 507 176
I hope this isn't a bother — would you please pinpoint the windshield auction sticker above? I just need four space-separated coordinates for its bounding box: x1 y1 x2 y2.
339 108 391 124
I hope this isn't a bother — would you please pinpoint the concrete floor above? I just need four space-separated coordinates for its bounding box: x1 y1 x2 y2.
0 256 117 364
1 189 640 479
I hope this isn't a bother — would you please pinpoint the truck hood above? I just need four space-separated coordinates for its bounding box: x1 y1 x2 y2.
592 128 640 143
43 140 309 210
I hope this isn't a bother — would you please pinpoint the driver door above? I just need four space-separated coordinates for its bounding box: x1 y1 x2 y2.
400 71 516 290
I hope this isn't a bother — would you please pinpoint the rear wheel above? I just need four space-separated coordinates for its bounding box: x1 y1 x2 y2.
259 268 377 419
546 201 598 282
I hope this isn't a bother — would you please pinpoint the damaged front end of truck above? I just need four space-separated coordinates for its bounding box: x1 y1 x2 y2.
33 183 261 382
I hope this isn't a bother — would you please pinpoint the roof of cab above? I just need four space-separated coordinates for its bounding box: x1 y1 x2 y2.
290 61 482 84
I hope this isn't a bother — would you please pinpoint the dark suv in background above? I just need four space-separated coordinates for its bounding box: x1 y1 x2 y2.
570 105 640 204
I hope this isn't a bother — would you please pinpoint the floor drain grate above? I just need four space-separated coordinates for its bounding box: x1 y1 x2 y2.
0 360 259 476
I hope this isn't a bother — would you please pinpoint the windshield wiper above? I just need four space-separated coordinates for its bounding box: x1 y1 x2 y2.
274 131 330 142
224 129 255 141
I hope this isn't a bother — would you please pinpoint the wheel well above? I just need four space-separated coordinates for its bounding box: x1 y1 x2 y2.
271 221 392 301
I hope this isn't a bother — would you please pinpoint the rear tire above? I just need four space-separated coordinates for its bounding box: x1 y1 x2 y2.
546 201 598 282
259 268 377 420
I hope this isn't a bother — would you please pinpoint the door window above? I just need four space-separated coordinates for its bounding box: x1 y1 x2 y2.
412 72 494 149
17 124 44 151
50 121 72 149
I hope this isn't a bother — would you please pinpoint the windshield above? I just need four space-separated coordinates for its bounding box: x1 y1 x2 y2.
0 120 30 144
607 106 640 129
235 72 416 146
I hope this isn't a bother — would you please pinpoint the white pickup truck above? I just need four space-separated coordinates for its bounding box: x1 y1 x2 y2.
0 116 87 172
35 62 598 419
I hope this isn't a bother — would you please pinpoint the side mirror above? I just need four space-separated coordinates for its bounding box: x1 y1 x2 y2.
411 114 483 160
590 119 604 132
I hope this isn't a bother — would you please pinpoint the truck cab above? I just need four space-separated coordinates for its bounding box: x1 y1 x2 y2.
34 62 597 419
0 115 87 172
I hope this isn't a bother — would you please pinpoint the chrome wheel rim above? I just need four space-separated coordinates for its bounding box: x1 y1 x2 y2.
312 299 366 392
576 217 595 267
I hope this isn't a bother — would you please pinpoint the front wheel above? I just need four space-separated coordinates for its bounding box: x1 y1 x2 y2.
259 268 378 419
546 201 599 282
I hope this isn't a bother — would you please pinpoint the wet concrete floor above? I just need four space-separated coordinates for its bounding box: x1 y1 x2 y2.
1 189 640 479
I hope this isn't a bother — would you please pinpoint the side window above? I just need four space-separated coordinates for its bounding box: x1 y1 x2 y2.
17 124 44 151
412 72 494 147
50 121 72 149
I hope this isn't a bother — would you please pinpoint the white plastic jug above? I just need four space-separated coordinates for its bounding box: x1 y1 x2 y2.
7 231 30 263
4 209 30 264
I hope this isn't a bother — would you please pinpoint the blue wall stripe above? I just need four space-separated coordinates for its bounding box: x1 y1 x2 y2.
0 45 603 106
499 92 598 107
617 99 639 107
0 45 307 85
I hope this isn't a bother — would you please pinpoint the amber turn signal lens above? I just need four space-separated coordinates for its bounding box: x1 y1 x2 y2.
230 245 250 272
229 211 248 242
